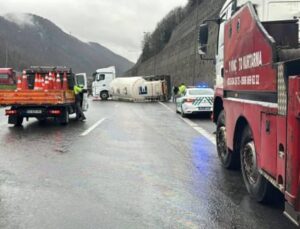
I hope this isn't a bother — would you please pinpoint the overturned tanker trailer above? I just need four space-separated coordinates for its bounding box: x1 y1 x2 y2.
109 75 171 102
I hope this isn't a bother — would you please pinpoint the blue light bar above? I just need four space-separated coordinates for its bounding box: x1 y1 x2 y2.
196 82 209 88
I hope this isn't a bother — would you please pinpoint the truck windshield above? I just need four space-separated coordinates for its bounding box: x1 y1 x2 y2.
97 74 105 81
0 74 8 79
267 2 300 20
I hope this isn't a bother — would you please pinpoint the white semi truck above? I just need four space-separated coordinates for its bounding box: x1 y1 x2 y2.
92 66 116 100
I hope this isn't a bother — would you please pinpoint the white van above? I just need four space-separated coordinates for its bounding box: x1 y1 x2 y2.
92 66 116 100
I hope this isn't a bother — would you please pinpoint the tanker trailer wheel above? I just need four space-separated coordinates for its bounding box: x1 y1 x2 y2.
100 91 109 100
240 126 275 203
216 110 239 169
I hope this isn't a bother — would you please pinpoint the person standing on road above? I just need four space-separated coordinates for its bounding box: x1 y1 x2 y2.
73 84 86 121
173 85 179 102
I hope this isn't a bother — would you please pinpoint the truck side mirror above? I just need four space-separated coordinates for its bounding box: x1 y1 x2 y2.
198 24 209 56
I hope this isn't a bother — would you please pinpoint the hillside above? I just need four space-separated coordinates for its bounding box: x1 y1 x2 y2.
126 0 226 87
0 13 134 75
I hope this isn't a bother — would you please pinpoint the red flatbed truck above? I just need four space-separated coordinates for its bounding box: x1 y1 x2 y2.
199 0 300 226
0 66 88 126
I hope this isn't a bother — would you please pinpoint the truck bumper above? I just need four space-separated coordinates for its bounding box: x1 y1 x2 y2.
6 105 75 118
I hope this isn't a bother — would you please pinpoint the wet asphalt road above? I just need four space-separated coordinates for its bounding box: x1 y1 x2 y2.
0 101 296 229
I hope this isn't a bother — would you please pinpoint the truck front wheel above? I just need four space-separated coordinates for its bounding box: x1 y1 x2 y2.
100 91 109 100
240 126 274 203
216 110 239 169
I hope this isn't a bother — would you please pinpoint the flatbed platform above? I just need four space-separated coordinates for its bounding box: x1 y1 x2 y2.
0 90 75 106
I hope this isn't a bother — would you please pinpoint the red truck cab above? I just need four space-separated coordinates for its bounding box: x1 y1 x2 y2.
0 68 16 86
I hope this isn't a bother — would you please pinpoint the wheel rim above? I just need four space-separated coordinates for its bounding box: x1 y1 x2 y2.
217 126 228 159
102 93 108 99
242 141 258 185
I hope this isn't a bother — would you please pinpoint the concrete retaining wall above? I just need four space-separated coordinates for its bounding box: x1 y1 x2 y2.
126 0 226 87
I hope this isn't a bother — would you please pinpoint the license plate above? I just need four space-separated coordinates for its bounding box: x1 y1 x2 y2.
198 107 211 111
26 109 42 114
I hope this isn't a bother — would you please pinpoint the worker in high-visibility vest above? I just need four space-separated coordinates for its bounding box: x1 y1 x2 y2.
179 83 186 96
73 84 86 121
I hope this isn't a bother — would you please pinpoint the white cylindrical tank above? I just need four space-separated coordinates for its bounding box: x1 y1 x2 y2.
110 77 164 101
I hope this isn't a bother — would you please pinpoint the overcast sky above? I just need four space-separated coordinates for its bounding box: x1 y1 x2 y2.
0 0 187 63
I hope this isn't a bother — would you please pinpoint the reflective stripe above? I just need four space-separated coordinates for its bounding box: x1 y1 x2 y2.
192 97 213 106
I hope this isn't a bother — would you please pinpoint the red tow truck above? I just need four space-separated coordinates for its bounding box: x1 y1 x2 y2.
199 0 300 225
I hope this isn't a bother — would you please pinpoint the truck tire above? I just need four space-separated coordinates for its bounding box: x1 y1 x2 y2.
59 108 69 125
37 118 47 125
240 126 275 203
8 115 23 126
216 110 239 169
100 91 109 100
14 116 23 127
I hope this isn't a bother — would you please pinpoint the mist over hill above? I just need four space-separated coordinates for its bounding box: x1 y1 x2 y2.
0 13 134 75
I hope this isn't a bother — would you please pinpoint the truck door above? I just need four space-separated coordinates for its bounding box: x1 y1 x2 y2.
75 73 89 111
94 73 106 96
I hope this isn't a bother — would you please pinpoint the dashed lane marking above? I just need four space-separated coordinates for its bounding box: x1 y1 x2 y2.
80 118 107 136
158 102 216 145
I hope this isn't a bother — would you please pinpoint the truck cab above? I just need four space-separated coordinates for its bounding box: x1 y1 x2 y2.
207 0 300 88
92 66 116 100
0 68 16 89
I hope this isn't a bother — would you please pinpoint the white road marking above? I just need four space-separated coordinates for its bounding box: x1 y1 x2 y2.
159 102 216 145
0 121 7 127
0 109 7 126
80 118 107 136
158 101 175 113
